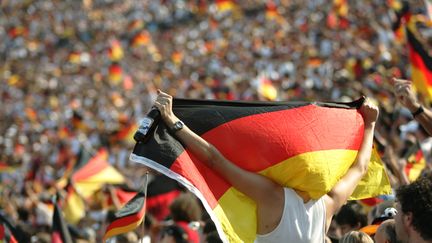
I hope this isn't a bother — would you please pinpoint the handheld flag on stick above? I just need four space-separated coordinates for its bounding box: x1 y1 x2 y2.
103 173 149 242
0 213 19 243
130 98 392 243
51 195 73 243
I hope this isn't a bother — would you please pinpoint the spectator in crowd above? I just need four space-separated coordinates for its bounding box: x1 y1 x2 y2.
374 219 398 243
160 224 189 243
339 231 374 243
335 202 368 236
167 192 202 243
394 175 432 243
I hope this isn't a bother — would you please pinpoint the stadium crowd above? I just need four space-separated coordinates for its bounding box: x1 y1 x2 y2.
1 0 432 242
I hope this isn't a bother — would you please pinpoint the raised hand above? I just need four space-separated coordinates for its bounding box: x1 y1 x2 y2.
393 78 421 112
359 98 379 127
153 90 178 128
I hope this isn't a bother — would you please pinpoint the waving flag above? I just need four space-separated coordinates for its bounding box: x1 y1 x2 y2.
0 214 19 243
392 2 432 99
108 40 124 62
52 198 73 243
103 174 148 242
130 98 392 243
406 19 432 100
404 143 426 181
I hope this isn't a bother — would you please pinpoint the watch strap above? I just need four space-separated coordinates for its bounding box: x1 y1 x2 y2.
412 106 424 118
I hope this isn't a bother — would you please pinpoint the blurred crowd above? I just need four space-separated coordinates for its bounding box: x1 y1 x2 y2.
1 0 432 242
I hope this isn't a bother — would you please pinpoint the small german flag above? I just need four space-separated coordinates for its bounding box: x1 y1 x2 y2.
103 174 148 242
404 142 426 182
131 31 151 47
130 98 391 242
107 40 124 62
109 63 123 84
0 162 16 174
52 196 73 243
215 0 236 13
265 0 283 23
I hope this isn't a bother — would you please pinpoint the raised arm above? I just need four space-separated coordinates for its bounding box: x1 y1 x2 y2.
394 78 432 136
153 90 285 234
323 98 379 229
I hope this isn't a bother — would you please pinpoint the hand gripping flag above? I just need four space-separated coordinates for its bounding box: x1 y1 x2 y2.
130 98 392 243
103 173 148 242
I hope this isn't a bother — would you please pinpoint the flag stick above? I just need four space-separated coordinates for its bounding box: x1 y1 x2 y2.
141 172 149 243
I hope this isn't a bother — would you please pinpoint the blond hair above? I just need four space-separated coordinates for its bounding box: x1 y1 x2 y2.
339 231 374 243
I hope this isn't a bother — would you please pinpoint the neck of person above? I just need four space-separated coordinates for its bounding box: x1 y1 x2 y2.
407 230 432 243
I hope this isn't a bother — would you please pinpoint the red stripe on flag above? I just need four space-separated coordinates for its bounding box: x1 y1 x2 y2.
72 149 110 181
170 105 363 207
51 232 63 243
408 44 432 86
105 203 146 231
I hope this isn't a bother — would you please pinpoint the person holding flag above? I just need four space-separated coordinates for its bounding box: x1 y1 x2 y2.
153 90 379 242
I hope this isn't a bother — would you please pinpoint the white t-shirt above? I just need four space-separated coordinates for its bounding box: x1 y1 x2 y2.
254 188 326 243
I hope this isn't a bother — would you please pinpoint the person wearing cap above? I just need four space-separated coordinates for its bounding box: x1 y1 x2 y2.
393 78 432 136
154 90 379 243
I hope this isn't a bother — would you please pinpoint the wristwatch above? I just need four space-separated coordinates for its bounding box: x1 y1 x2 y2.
170 120 184 133
412 106 424 118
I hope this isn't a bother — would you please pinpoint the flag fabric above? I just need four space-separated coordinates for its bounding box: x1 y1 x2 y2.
107 40 124 62
391 0 409 43
52 198 73 243
57 148 125 224
257 76 277 101
392 2 432 99
70 148 125 199
131 31 151 47
113 121 138 145
103 174 149 242
406 17 432 100
104 186 138 209
334 0 348 17
130 98 392 243
215 0 236 13
404 143 427 182
146 174 182 221
0 163 16 174
62 183 86 225
0 214 19 243
265 0 284 24
108 63 123 84
0 224 17 243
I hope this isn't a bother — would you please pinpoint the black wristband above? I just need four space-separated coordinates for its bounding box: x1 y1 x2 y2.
412 106 424 118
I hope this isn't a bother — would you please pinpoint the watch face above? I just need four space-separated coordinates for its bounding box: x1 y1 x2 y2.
174 121 183 131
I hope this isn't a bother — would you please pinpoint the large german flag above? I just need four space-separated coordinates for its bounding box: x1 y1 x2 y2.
130 98 391 243
406 15 432 100
103 174 148 242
